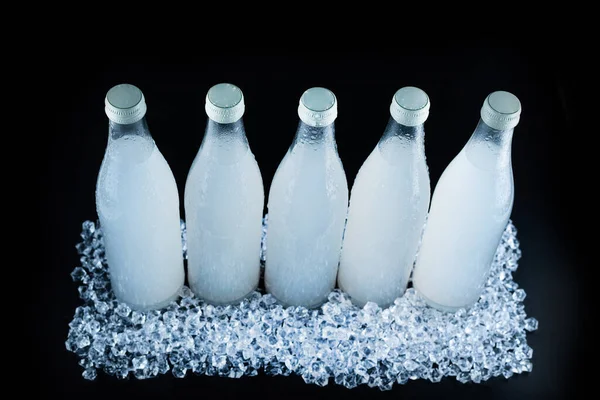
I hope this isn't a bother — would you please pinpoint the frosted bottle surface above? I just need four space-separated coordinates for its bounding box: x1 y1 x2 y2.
265 87 348 308
185 83 264 305
412 91 521 312
96 84 184 310
338 87 431 308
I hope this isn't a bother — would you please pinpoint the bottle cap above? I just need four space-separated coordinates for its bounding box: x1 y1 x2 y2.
298 87 338 127
105 84 147 124
390 86 430 126
205 83 245 124
480 91 521 130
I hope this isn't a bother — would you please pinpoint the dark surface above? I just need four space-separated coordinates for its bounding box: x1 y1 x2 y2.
42 51 582 399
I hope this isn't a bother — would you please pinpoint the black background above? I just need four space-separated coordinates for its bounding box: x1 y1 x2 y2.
41 50 582 398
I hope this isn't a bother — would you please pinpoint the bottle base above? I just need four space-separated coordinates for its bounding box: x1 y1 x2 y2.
412 282 472 313
337 281 398 310
193 284 259 306
266 287 330 309
118 283 184 312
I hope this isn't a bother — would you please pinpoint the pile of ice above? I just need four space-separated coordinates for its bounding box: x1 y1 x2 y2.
66 217 537 390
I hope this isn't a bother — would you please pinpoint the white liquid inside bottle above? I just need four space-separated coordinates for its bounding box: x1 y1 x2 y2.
265 87 348 308
412 91 521 311
185 83 264 305
338 87 431 308
96 84 184 310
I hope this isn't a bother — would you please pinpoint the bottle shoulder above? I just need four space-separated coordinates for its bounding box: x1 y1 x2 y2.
187 148 261 178
440 148 513 180
432 149 514 212
352 146 430 188
184 150 264 202
96 145 179 219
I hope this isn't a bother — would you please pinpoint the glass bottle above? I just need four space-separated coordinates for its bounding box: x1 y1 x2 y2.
96 83 184 310
185 83 264 304
265 87 349 308
412 91 521 311
338 86 431 308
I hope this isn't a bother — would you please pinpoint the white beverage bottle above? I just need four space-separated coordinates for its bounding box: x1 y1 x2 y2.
96 84 185 310
412 91 522 312
338 86 431 308
265 87 348 308
185 83 264 305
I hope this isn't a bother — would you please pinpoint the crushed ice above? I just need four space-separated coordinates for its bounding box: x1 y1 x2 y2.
66 216 537 390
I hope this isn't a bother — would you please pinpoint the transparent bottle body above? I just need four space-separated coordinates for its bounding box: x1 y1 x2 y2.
412 120 514 311
95 119 184 310
338 119 430 307
265 121 348 308
184 119 264 304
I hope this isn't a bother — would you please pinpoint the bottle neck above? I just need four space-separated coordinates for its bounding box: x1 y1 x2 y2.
465 119 514 170
290 121 336 153
106 117 155 163
200 119 249 165
109 117 152 141
377 118 425 164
